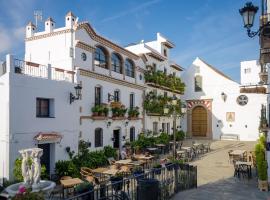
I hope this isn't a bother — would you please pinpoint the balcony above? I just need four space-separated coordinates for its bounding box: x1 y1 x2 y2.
14 59 74 83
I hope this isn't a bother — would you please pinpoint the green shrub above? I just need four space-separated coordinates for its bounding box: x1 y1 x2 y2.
156 132 170 145
255 142 267 180
12 190 44 200
103 146 117 159
55 160 78 178
176 130 185 141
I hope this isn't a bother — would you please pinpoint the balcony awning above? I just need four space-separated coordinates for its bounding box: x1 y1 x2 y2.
34 132 62 143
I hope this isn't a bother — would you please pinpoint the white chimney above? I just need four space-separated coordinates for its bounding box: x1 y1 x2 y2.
26 22 36 38
65 11 76 28
45 17 55 33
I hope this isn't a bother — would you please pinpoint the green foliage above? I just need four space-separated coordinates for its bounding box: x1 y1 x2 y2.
259 134 266 148
144 70 185 93
103 146 117 159
176 130 185 141
111 105 127 117
13 158 47 182
255 140 267 181
12 190 44 200
128 107 140 118
55 160 79 178
91 104 109 116
143 91 184 116
155 132 170 145
74 182 94 194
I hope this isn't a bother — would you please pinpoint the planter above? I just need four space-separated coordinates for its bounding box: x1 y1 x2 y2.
112 116 125 120
128 117 139 120
153 166 162 175
258 180 268 191
165 162 174 171
110 176 123 191
133 171 144 180
91 116 108 120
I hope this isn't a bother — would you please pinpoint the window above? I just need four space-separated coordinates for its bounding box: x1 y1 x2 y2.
164 68 167 74
114 90 120 102
244 68 251 74
173 72 176 77
194 75 202 92
95 128 103 147
164 92 167 98
111 53 122 73
163 49 167 57
167 123 170 134
162 123 166 132
95 46 108 69
95 86 102 105
153 63 156 71
130 127 135 142
153 122 158 134
36 98 53 118
125 59 135 78
130 93 135 108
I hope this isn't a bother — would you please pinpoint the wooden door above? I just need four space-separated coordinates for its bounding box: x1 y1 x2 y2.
192 106 207 137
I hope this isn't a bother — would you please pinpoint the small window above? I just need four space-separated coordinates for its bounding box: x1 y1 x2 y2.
153 122 158 134
95 128 103 147
162 123 166 132
95 86 102 105
114 90 120 102
194 75 202 92
125 59 135 78
244 68 251 74
164 92 167 97
95 46 108 69
153 63 156 71
130 127 135 142
173 72 176 77
167 123 170 134
163 49 167 57
130 93 135 108
36 98 52 118
164 68 167 74
111 53 122 74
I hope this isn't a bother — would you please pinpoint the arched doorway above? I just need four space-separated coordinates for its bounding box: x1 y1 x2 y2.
192 106 207 137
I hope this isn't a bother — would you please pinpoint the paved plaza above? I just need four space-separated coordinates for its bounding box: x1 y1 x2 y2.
172 140 270 200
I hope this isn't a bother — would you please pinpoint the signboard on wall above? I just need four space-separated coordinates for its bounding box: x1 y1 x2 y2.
226 112 235 122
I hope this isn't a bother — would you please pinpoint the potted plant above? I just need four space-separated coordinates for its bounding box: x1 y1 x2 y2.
110 172 124 191
255 142 268 191
91 105 100 116
133 167 144 180
74 182 94 195
153 164 162 175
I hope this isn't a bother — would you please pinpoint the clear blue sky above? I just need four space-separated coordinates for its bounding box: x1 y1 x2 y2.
0 0 261 81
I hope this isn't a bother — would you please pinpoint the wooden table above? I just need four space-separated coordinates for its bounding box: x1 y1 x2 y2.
102 168 119 176
155 144 166 154
235 161 252 178
115 159 132 165
92 167 109 174
230 150 247 156
60 178 83 197
135 155 154 168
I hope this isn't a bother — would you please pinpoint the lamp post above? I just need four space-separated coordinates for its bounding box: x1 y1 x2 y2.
164 96 187 159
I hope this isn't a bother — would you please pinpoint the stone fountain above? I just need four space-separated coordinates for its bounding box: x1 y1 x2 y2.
5 148 56 197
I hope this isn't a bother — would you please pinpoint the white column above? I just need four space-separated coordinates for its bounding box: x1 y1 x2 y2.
48 64 52 80
6 54 14 73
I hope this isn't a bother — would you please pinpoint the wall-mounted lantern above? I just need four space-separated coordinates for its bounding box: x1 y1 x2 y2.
221 92 227 102
70 83 82 104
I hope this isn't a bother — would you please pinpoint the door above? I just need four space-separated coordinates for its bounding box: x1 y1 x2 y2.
192 106 207 137
113 129 120 148
38 143 50 174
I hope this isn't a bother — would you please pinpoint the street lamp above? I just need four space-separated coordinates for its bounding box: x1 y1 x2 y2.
164 96 186 159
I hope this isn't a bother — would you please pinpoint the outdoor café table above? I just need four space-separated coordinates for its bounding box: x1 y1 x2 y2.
146 147 158 154
60 178 83 197
115 159 132 165
92 167 109 174
230 150 246 156
155 144 166 154
177 150 186 159
235 161 252 178
102 168 119 176
134 155 154 168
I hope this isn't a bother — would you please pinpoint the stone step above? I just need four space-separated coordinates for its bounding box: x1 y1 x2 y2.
220 134 239 141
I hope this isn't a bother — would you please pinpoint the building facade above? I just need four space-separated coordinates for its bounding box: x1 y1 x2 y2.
181 57 266 141
240 60 261 85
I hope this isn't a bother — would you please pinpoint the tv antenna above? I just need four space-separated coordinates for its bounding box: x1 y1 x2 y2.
34 10 43 28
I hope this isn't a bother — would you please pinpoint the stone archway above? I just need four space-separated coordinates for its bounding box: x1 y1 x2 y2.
186 99 213 139
192 106 207 137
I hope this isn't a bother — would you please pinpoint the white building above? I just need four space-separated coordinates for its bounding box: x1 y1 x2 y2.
240 60 261 85
181 57 266 141
126 33 184 136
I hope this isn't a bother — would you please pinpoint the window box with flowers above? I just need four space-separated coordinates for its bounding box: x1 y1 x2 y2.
128 107 140 120
91 104 109 120
111 105 127 120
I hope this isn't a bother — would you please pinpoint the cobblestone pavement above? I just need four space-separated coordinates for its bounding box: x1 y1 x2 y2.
172 140 270 200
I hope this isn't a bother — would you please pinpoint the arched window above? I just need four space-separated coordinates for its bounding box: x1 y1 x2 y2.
125 59 135 78
130 127 135 142
111 53 122 73
95 128 103 147
194 75 202 92
95 46 108 69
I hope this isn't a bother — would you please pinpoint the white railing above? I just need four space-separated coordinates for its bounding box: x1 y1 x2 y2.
13 59 74 83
